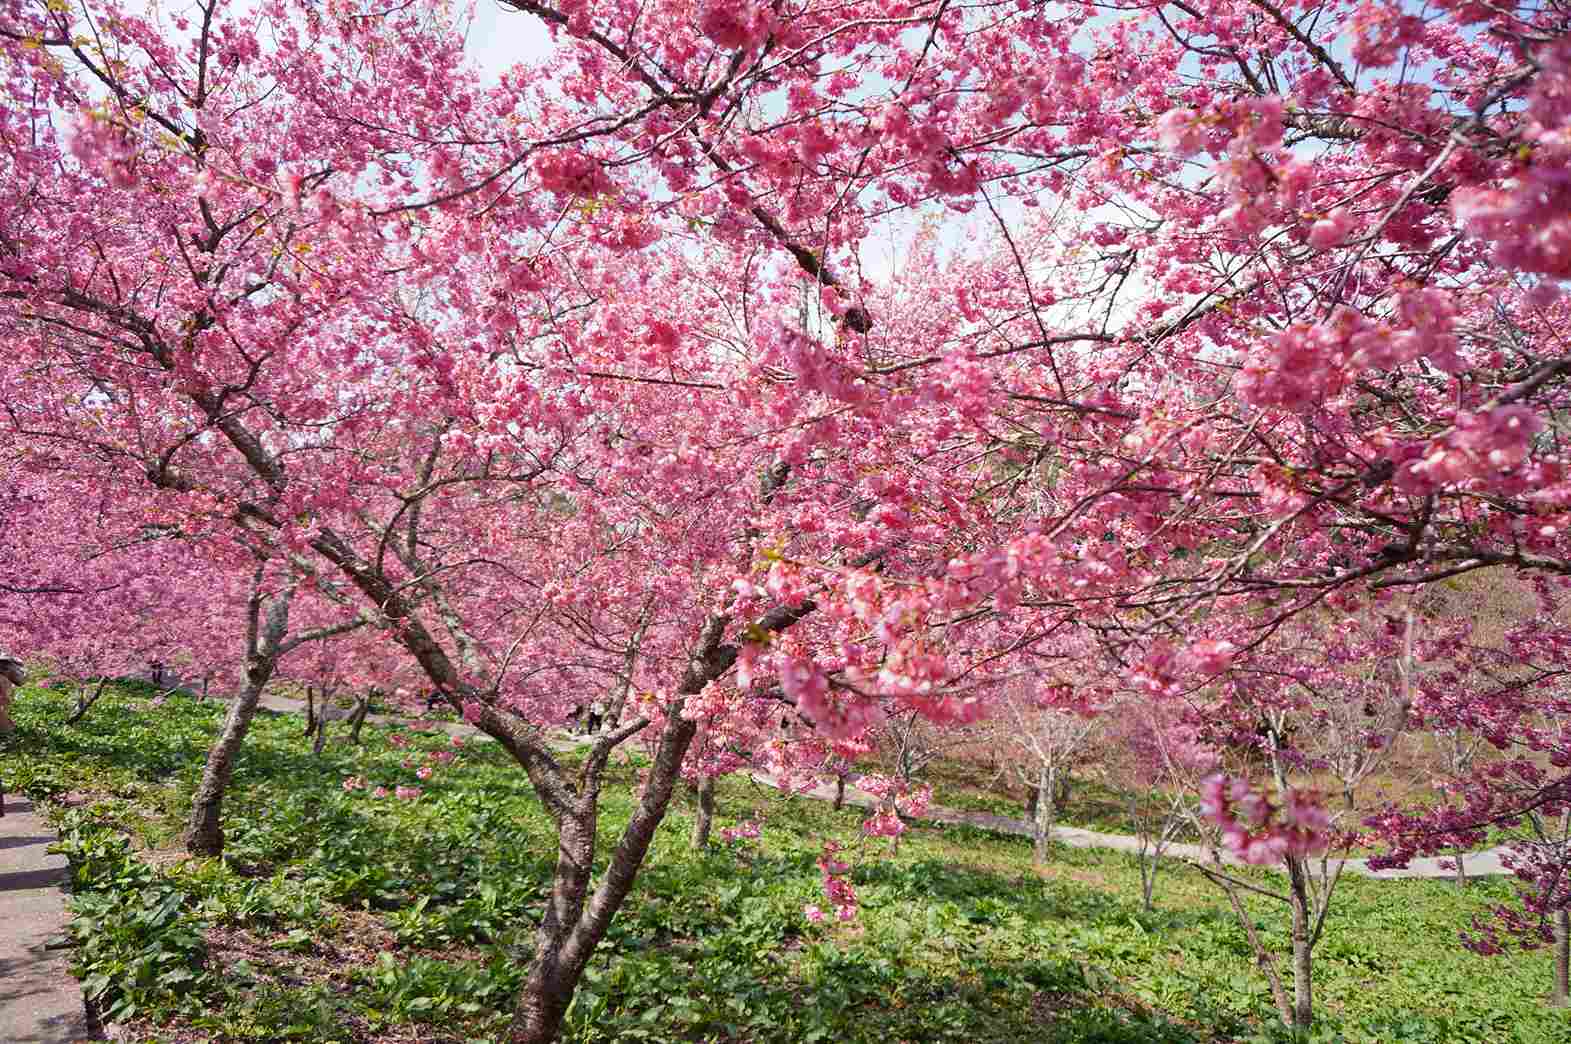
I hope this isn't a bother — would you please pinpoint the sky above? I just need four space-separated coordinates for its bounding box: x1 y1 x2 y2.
462 2 554 84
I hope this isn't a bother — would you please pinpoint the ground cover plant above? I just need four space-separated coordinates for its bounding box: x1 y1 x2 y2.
2 680 1560 1044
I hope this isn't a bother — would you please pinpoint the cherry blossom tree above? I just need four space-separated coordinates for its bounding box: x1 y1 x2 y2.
5 0 1571 1038
1105 698 1218 912
997 681 1104 863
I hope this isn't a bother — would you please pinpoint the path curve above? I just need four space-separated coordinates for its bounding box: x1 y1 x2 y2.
246 690 1512 881
747 774 1510 880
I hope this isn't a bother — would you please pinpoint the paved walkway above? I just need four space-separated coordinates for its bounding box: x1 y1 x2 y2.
748 774 1510 880
0 799 89 1043
252 690 1510 880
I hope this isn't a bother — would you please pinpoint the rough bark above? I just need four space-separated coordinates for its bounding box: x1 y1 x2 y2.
183 579 293 857
1032 763 1056 864
1286 855 1314 1030
690 774 716 849
506 609 788 1044
347 694 370 744
1554 908 1570 1009
510 711 699 1043
186 669 270 854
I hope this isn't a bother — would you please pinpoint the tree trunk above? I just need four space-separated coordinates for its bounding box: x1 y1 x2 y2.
65 678 107 726
833 775 846 811
1032 763 1056 864
1286 855 1315 1031
304 686 317 736
310 713 329 756
512 811 598 1043
1134 810 1157 913
690 774 716 849
1212 864 1294 1026
508 712 699 1043
185 664 271 855
183 580 293 858
1453 847 1467 887
347 694 370 744
1553 908 1570 1009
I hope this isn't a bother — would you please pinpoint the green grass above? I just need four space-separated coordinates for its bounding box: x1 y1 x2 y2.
1 678 1562 1043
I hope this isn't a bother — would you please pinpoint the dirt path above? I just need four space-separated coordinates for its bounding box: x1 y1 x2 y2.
0 798 90 1043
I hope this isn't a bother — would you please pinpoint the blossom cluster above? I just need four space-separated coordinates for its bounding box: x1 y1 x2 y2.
719 819 762 845
1395 407 1543 493
807 842 858 923
1200 775 1331 865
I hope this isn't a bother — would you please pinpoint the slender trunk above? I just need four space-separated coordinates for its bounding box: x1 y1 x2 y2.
304 686 316 736
347 695 370 744
311 713 329 756
1553 908 1570 1009
184 579 292 858
833 775 846 811
1032 763 1056 864
1135 815 1157 913
509 713 699 1043
1286 855 1314 1031
690 775 716 849
1453 847 1466 887
1215 867 1294 1026
184 664 271 856
65 678 107 726
200 674 210 701
0 672 11 813
1024 785 1038 820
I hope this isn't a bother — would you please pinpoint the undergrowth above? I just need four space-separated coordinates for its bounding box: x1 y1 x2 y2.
1 678 1558 1043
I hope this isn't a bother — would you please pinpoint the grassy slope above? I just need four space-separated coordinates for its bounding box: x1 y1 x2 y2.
1 680 1559 1043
